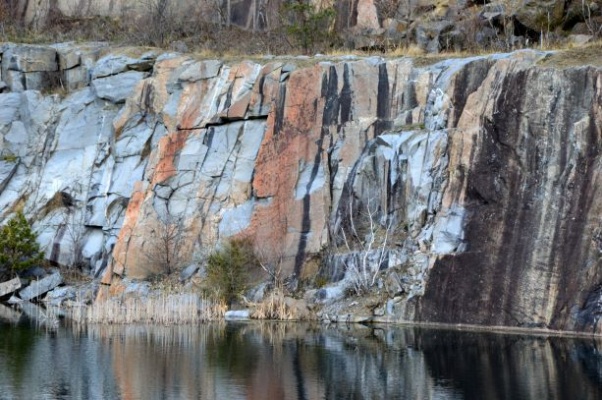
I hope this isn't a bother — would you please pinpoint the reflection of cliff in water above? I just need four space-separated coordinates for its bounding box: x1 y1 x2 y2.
1 320 601 399
91 323 602 400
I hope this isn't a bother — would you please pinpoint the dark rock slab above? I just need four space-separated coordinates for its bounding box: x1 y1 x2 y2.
19 273 63 301
0 277 21 298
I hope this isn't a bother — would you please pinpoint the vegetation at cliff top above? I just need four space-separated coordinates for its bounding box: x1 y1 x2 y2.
1 1 601 58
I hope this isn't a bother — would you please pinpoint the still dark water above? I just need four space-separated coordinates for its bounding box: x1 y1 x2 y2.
1 314 601 400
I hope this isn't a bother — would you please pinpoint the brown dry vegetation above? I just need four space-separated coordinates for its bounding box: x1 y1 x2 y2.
76 293 227 324
1 1 601 57
537 39 602 68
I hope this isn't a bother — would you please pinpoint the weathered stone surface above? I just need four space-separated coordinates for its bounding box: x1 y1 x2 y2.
179 264 199 282
91 70 145 103
91 51 157 78
23 70 62 92
4 45 58 72
63 66 90 90
92 54 137 79
418 58 602 333
179 60 222 82
44 285 76 306
4 70 24 92
0 277 22 298
53 42 84 70
19 273 63 301
0 159 18 193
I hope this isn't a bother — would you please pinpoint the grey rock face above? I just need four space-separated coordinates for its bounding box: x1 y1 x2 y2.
4 45 57 72
179 264 199 282
91 70 145 103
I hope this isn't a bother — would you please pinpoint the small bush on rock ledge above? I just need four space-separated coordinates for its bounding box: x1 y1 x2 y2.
205 239 255 307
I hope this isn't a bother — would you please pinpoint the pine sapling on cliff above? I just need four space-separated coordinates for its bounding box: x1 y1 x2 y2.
0 211 44 278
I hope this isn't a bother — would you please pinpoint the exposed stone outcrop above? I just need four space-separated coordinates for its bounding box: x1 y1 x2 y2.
1 41 602 333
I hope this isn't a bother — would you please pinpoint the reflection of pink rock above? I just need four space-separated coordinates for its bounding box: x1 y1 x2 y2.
356 0 381 30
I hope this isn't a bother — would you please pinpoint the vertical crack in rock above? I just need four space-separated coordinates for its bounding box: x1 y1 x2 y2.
294 67 339 276
374 63 391 136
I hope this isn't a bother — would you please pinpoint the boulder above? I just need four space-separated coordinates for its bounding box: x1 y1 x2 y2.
91 51 157 79
92 54 138 79
18 273 63 301
44 285 76 306
514 0 566 32
4 45 58 72
58 50 80 70
91 70 145 103
0 277 22 298
62 66 90 90
414 20 454 53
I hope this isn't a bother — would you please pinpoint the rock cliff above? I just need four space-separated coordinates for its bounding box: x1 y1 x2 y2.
0 42 601 333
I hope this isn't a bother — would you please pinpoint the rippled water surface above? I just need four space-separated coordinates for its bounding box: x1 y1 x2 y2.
1 312 601 399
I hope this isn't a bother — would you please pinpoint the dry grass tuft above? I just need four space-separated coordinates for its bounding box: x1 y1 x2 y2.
252 288 295 320
537 40 602 68
72 293 227 324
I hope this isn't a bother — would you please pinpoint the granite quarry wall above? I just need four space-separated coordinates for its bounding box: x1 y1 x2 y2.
0 42 601 332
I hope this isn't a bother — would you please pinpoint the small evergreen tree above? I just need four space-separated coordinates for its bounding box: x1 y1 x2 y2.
0 212 44 277
283 1 337 54
205 239 254 307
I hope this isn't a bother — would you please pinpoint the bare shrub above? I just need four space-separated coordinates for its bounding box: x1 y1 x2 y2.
131 0 179 47
332 193 394 294
57 209 86 271
583 0 602 38
255 243 285 288
144 210 186 276
0 1 26 41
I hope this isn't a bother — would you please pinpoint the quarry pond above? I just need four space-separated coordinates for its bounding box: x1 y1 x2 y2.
0 318 601 400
